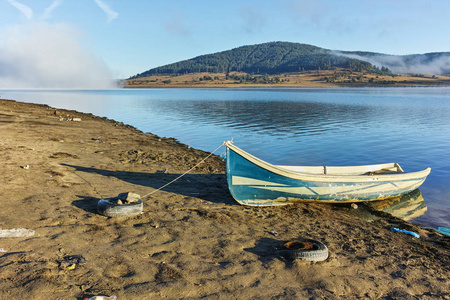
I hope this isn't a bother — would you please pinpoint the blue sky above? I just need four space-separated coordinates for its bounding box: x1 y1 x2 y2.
1 0 450 87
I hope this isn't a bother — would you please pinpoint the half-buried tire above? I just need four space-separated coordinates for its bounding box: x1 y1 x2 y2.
282 239 329 261
97 198 143 217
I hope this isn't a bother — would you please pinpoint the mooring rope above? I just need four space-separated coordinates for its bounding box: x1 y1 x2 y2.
141 141 226 200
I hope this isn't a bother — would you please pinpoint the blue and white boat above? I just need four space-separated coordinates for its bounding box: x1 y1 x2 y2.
225 141 431 206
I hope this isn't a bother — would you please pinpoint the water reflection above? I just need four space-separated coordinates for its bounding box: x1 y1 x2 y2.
366 189 427 221
3 88 450 143
129 89 450 141
143 98 377 138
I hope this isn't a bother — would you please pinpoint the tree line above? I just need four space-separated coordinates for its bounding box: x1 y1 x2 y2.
130 42 392 79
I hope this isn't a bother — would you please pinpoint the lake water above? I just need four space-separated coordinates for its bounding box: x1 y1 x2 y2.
1 87 449 229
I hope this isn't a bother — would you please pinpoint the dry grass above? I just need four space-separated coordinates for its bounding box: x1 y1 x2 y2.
126 69 450 88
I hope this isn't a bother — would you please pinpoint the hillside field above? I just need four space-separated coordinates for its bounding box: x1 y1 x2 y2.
126 70 450 88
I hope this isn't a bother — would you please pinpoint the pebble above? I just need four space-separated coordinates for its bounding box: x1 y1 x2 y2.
117 192 141 203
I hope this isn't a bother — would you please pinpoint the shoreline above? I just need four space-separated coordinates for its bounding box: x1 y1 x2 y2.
2 84 450 93
0 98 449 299
124 83 450 89
124 82 450 89
125 71 450 89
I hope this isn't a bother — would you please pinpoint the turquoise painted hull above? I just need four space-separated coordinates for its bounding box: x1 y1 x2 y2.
225 142 430 206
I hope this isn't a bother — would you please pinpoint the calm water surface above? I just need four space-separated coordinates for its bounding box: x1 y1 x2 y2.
1 87 449 228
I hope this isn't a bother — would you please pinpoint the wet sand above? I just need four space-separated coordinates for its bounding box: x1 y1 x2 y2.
0 98 449 299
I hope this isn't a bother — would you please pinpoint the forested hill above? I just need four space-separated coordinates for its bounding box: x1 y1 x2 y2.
130 42 450 79
130 42 381 78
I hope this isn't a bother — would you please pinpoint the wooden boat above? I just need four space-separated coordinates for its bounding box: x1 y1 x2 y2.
225 141 431 206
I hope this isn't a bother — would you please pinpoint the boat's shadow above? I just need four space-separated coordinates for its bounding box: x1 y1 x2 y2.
64 164 428 223
62 163 236 205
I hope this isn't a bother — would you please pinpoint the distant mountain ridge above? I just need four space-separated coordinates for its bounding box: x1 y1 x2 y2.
130 42 450 79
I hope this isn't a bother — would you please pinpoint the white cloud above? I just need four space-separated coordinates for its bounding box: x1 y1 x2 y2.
40 0 64 21
94 0 119 23
7 0 33 19
0 23 115 89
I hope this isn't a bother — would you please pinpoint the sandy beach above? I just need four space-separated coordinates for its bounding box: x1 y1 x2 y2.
0 98 449 299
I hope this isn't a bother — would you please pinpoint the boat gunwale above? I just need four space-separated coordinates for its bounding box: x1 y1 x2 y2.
225 141 431 183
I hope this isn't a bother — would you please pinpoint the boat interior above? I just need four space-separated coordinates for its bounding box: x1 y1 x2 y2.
277 163 404 176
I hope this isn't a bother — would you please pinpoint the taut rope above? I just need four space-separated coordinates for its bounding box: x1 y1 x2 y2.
141 142 225 200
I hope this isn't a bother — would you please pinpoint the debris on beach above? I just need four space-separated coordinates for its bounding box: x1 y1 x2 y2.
437 227 450 236
390 227 420 238
84 295 117 300
57 254 86 270
0 228 35 237
97 192 143 217
117 192 141 203
282 239 329 261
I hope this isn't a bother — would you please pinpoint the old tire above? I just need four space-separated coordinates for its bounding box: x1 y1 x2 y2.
282 239 329 261
97 198 143 217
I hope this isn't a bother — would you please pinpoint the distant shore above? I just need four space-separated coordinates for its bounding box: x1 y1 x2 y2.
125 70 450 88
0 98 449 299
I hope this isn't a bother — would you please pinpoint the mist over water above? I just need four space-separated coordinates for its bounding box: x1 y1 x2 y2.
0 23 115 89
337 51 450 75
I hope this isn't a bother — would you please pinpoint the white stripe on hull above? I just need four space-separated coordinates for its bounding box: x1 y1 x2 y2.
232 175 425 197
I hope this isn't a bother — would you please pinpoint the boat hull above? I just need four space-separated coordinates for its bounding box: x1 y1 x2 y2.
226 143 430 206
